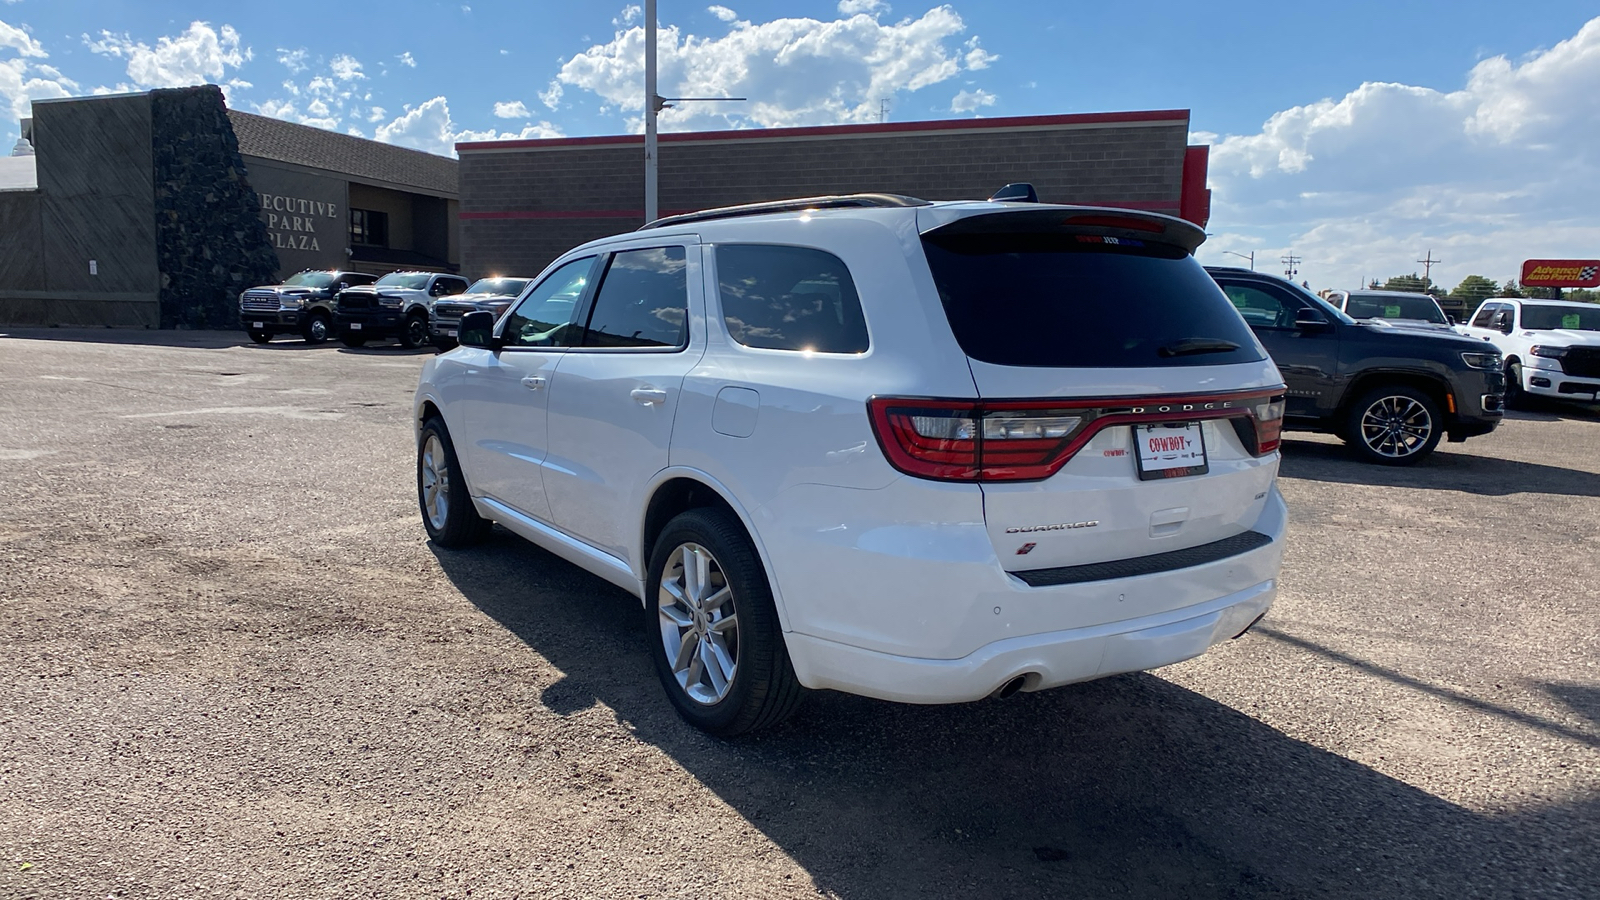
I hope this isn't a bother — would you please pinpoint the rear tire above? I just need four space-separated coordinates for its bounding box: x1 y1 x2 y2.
400 313 429 349
1342 385 1443 465
417 417 492 548
301 313 331 344
246 328 271 344
646 508 804 737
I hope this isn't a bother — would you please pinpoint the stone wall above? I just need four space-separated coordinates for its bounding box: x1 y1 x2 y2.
150 85 279 329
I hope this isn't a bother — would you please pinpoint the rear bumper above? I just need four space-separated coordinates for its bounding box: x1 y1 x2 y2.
786 578 1274 703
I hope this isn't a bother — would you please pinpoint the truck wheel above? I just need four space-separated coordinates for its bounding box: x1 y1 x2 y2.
418 417 492 548
1504 362 1526 410
646 508 804 737
1343 385 1443 466
400 313 429 349
246 328 271 344
340 333 367 348
301 313 331 344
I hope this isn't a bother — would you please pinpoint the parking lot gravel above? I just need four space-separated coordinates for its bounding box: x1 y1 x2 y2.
1 328 1596 899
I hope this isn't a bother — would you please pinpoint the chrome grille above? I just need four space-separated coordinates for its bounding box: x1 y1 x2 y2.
241 291 279 313
433 303 475 319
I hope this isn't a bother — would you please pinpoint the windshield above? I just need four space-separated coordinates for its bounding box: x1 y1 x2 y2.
1345 292 1447 324
281 271 336 288
375 272 432 289
465 277 530 296
923 232 1266 368
1521 304 1600 331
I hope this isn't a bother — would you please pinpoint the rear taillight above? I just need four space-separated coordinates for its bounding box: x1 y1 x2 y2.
870 389 1285 483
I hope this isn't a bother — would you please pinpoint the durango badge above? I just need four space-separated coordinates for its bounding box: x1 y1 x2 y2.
1004 521 1100 534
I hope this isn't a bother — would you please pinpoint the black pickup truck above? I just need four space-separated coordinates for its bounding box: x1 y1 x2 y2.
1207 267 1505 465
240 270 376 344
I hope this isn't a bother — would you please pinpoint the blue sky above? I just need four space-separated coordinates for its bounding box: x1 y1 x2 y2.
3 1 1599 291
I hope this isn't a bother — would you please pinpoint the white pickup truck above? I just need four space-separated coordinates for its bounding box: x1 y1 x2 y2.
1458 297 1600 405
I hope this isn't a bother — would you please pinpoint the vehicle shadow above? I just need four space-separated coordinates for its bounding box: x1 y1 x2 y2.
1278 437 1600 498
0 327 253 349
431 534 1597 899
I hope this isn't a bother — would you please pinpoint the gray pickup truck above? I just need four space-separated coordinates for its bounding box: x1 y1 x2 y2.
427 276 531 349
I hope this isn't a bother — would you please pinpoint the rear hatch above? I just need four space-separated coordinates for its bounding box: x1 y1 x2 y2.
904 206 1284 577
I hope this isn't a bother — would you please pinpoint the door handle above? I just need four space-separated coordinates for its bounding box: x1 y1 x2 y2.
521 375 546 390
631 387 668 406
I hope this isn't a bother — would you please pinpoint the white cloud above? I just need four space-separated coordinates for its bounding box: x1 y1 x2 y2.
329 54 364 80
538 79 563 109
84 21 247 88
950 87 995 113
837 0 889 15
559 5 987 131
708 5 738 22
1199 16 1600 292
492 99 530 118
367 106 386 122
615 5 642 26
277 47 308 73
1 19 45 57
375 96 564 157
397 51 416 68
962 37 995 70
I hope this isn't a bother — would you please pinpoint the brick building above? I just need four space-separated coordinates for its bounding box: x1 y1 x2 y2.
0 85 458 329
456 110 1211 280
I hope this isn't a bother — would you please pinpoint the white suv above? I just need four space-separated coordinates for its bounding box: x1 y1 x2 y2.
1459 298 1600 405
413 192 1289 735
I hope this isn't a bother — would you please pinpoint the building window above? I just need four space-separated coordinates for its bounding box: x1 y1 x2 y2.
350 209 389 247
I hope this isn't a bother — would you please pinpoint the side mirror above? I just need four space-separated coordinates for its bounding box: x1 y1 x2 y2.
1447 315 1457 325
1294 308 1331 331
458 310 499 349
338 282 349 291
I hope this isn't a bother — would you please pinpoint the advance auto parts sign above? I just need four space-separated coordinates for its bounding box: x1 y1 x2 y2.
1521 259 1600 288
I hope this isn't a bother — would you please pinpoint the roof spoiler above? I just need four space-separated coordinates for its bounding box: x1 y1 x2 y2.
639 193 930 231
919 205 1208 254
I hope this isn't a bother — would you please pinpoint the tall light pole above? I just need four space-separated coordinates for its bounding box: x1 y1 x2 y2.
644 0 659 224
1224 250 1255 270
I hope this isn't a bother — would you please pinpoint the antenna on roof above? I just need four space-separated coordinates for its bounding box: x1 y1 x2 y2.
989 183 1038 203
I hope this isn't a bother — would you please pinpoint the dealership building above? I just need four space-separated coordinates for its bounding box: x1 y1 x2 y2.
456 110 1212 280
0 85 459 329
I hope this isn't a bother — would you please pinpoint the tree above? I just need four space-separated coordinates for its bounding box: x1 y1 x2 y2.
1565 288 1600 304
1450 275 1500 307
1383 273 1432 293
1500 279 1525 298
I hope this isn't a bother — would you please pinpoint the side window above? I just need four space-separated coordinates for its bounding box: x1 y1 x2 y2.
578 247 689 349
443 277 468 295
1471 303 1499 328
348 273 376 286
716 244 870 353
501 257 596 348
1222 284 1293 329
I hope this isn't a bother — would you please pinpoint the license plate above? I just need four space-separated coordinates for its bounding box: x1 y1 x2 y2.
251 321 264 328
445 329 457 337
349 323 362 330
1134 423 1208 480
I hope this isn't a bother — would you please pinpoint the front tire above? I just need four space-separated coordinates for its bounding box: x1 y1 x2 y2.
340 333 367 348
418 417 491 548
1504 362 1526 410
1343 385 1443 465
647 508 803 737
400 313 429 349
246 328 271 344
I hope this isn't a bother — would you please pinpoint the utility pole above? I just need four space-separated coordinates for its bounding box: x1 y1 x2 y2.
879 99 890 123
1417 249 1440 284
1281 253 1301 280
644 0 658 224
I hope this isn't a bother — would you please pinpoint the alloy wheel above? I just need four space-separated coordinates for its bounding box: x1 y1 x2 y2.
1359 395 1434 459
657 542 739 705
307 317 328 342
420 434 449 530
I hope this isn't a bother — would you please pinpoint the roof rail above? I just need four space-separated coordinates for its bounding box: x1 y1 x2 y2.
638 193 930 231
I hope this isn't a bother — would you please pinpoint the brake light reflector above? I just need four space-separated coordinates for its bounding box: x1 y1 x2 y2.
1252 395 1285 455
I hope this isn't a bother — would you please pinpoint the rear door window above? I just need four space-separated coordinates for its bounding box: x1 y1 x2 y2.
716 244 869 353
922 233 1265 368
578 247 689 349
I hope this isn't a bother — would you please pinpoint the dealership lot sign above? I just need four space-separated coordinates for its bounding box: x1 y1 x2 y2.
1521 259 1600 288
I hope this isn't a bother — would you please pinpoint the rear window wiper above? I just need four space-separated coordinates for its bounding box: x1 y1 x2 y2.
1158 338 1242 358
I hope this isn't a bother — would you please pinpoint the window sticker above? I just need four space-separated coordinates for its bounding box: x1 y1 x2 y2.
1384 305 1402 317
1563 313 1582 329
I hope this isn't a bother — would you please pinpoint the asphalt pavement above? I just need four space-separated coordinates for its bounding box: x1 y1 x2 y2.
1 328 1596 899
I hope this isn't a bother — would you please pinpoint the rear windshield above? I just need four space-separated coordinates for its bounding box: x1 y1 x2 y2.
922 233 1265 368
1346 292 1446 324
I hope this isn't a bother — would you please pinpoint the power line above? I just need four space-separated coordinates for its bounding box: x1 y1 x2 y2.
1281 253 1301 279
1417 249 1441 282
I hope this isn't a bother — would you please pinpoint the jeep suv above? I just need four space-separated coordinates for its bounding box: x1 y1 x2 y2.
428 276 531 350
239 270 376 344
415 192 1289 735
334 271 470 348
1458 298 1600 406
1208 267 1503 464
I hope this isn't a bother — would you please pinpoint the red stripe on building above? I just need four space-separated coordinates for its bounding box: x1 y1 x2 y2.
457 110 1191 153
460 200 1182 221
